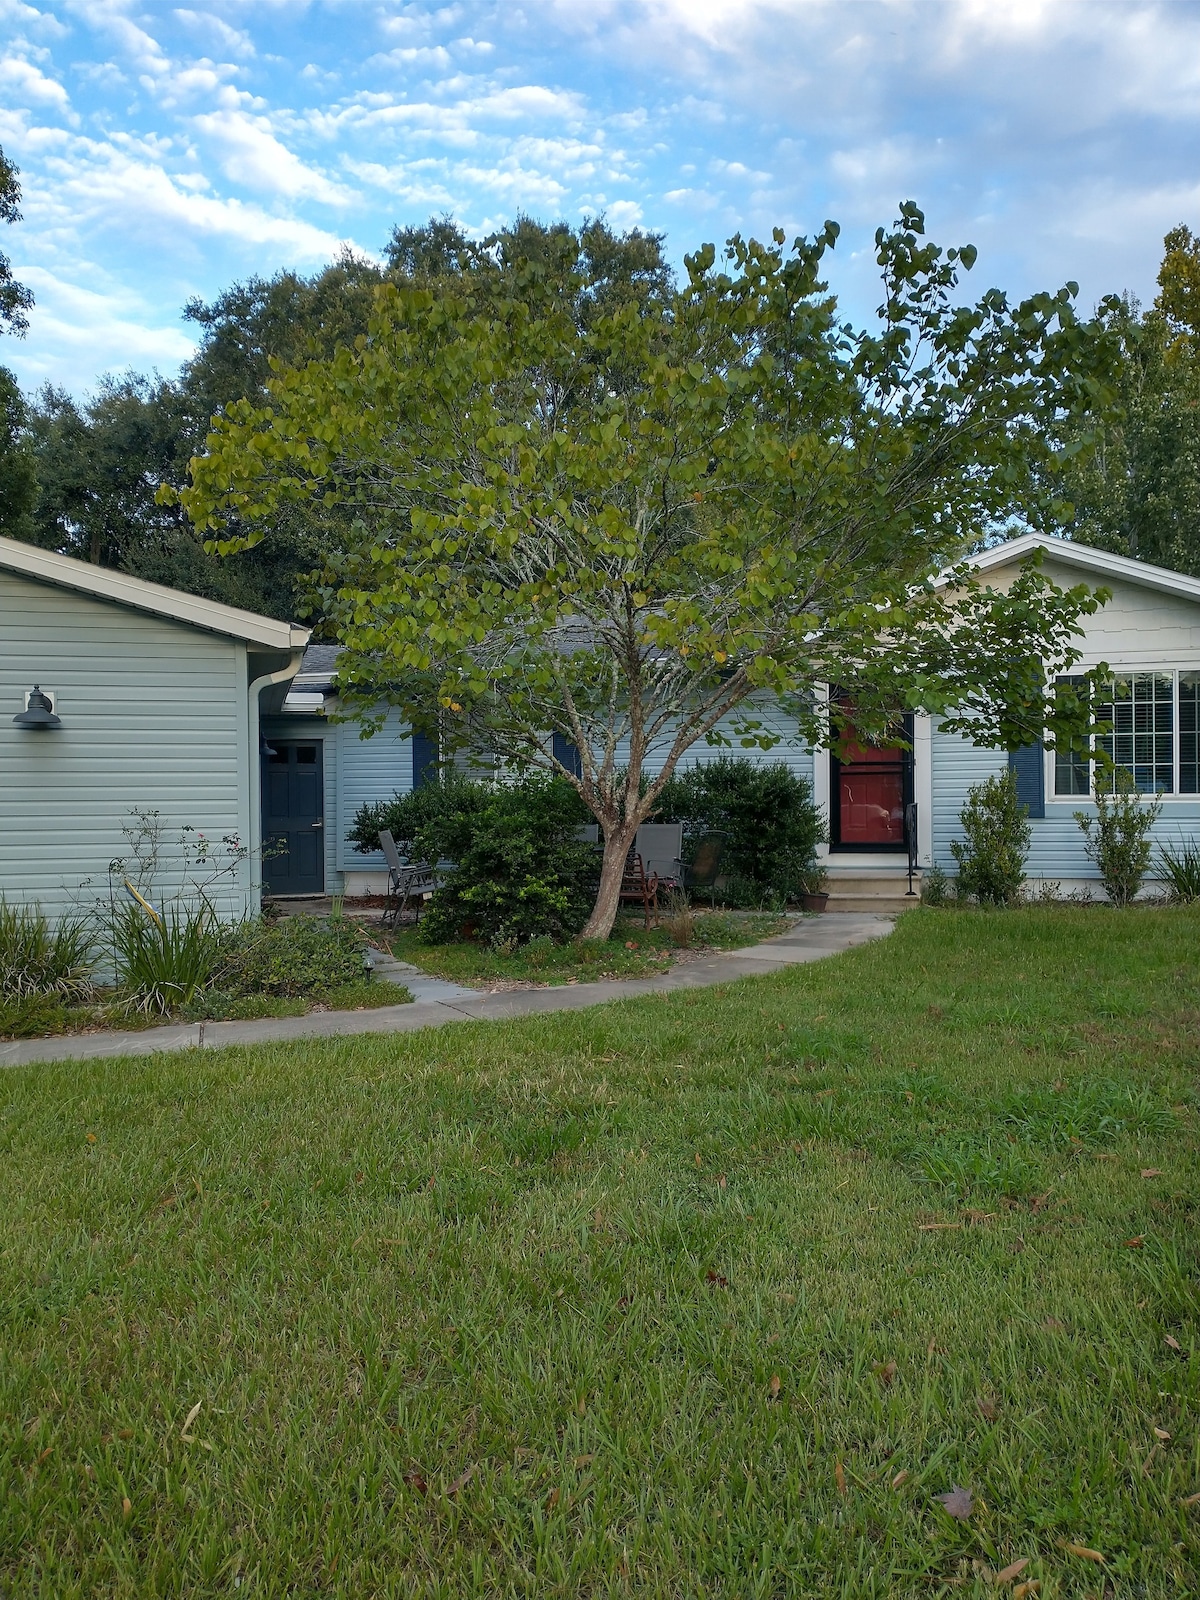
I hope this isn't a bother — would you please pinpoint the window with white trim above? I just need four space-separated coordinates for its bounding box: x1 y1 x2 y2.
1053 670 1200 798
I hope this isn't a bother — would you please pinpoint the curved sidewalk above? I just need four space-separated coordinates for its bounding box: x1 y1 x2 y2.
0 914 895 1069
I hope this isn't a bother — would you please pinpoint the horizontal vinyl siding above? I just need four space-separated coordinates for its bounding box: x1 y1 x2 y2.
335 711 415 871
0 570 250 920
931 723 1200 884
614 704 816 788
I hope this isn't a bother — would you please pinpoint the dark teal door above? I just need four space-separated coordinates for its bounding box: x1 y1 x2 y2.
262 741 325 895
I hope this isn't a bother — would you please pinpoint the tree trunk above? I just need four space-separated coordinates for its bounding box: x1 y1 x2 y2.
580 819 640 941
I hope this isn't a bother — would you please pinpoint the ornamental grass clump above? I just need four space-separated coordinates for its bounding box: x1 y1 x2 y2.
110 901 226 1015
950 769 1030 906
1075 767 1162 905
0 899 96 1001
1156 838 1200 903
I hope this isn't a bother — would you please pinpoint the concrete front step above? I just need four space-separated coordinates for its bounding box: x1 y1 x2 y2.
824 872 919 913
825 893 918 912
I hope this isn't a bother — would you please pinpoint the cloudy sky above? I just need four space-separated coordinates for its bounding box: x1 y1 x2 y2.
1 0 1197 396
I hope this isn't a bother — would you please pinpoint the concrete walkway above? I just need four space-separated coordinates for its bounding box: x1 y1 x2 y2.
0 914 895 1068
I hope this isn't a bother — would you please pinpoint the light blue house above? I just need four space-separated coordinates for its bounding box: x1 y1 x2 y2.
5 530 1199 916
264 533 1200 907
0 535 308 919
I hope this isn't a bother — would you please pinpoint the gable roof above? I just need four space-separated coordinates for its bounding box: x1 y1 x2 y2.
0 535 310 651
968 532 1200 604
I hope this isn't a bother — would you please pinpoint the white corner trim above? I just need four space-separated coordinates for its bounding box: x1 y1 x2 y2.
914 712 933 865
0 534 311 650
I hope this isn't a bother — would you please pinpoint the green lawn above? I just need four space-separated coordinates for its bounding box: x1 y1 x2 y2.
383 908 789 987
2 908 1198 1596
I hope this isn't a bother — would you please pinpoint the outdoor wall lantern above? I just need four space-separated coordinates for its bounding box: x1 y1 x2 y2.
13 685 62 730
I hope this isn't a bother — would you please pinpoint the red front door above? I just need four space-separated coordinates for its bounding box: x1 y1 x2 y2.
835 730 906 846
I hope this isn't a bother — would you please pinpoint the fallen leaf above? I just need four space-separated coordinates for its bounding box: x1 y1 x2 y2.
834 1460 847 1495
934 1485 974 1521
995 1558 1030 1583
965 1210 996 1224
573 1453 594 1468
694 1152 702 1167
891 1469 909 1489
874 1360 897 1388
1029 1192 1052 1214
1124 1237 1145 1249
1154 1427 1172 1441
545 1486 560 1511
1010 1236 1026 1253
1165 1334 1186 1355
577 1394 587 1416
122 1497 132 1519
919 1222 961 1231
403 1470 428 1496
447 1463 476 1496
1140 1168 1162 1179
180 1400 202 1440
768 1374 781 1402
927 1337 938 1355
37 1446 53 1464
717 1174 727 1190
704 1269 728 1288
1064 1543 1105 1563
1182 1489 1200 1506
616 1295 632 1310
1012 1583 1041 1599
86 1133 96 1144
976 1396 1000 1422
117 1429 133 1440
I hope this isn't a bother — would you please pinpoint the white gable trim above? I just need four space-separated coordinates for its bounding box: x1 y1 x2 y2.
966 533 1200 605
0 535 310 651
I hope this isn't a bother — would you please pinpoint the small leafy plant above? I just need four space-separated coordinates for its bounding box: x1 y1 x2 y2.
1075 767 1161 906
950 769 1030 906
919 865 955 907
213 915 368 998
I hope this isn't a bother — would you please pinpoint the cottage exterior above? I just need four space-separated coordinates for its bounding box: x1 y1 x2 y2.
0 536 309 919
267 535 1200 905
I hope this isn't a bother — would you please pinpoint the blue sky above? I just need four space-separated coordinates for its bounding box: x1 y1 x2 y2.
2 0 1198 396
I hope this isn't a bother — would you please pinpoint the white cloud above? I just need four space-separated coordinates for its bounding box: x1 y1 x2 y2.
14 262 198 384
192 108 354 204
173 9 255 60
0 51 73 112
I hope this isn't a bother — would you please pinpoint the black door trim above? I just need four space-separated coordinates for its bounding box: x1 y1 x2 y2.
829 711 914 853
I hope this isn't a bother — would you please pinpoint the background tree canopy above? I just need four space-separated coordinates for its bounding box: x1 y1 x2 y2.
1049 225 1200 575
179 204 1117 938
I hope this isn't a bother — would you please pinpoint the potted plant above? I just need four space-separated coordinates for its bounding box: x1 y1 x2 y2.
798 865 829 913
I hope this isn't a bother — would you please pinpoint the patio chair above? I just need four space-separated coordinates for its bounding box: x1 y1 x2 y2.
618 848 659 929
661 831 728 897
378 829 439 928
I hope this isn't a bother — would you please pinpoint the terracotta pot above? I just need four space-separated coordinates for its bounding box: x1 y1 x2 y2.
800 891 830 912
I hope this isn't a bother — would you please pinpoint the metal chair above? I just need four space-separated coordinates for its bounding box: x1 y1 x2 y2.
662 831 728 896
378 829 438 927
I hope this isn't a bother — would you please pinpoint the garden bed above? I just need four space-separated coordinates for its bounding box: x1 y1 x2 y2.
376 908 791 989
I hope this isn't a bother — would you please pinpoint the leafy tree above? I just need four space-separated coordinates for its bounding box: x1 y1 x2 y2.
0 145 36 541
180 205 1115 939
0 145 34 338
1052 226 1200 575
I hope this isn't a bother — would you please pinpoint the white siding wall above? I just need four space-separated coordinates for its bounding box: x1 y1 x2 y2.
0 570 252 920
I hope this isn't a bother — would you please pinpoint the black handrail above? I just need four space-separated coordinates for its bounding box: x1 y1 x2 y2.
905 801 918 896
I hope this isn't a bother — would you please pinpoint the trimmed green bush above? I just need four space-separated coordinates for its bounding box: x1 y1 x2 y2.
1076 768 1161 906
417 775 596 946
950 769 1030 906
654 756 824 902
347 772 491 855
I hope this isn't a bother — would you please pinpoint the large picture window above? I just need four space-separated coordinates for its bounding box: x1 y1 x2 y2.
1054 670 1200 798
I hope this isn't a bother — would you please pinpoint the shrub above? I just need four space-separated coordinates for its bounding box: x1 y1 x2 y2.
654 757 824 900
950 769 1030 906
1157 838 1200 903
0 900 96 1000
110 902 226 1014
347 772 491 855
214 914 368 998
418 775 597 946
919 864 955 907
1075 768 1162 906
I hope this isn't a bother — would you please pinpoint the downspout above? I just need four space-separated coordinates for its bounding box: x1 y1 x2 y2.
248 649 305 902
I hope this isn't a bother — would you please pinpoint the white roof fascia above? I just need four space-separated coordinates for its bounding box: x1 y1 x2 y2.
0 534 311 651
961 532 1200 605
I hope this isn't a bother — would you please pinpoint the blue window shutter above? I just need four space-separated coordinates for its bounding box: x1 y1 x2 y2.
552 732 582 779
412 730 438 790
1008 742 1045 818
